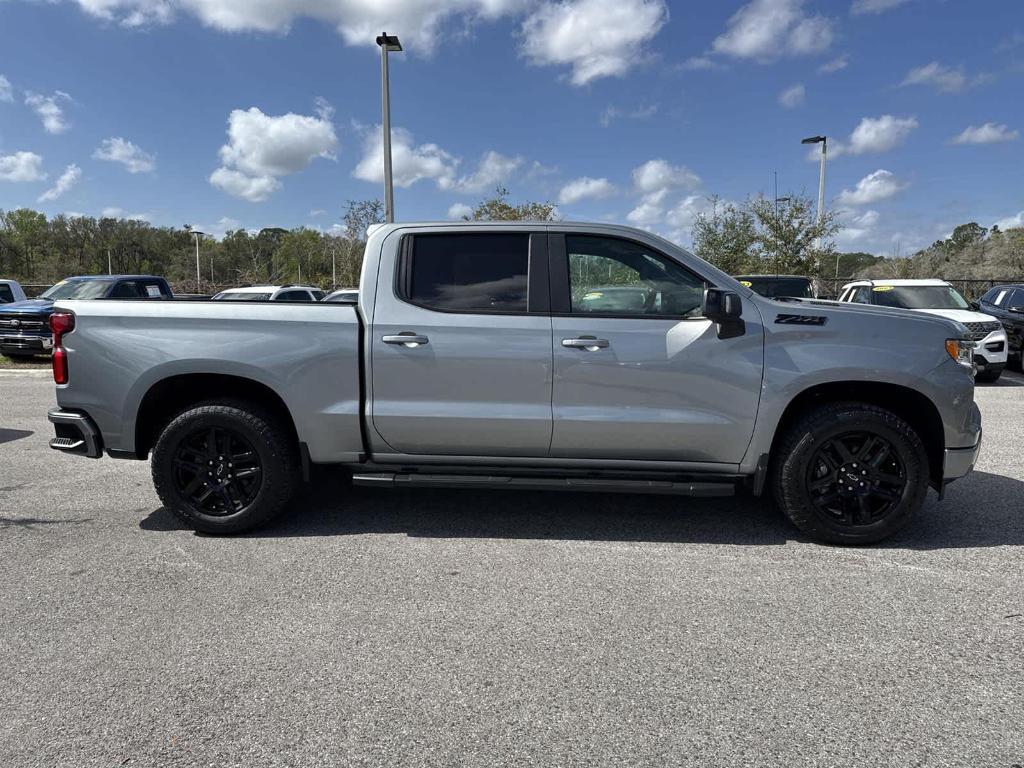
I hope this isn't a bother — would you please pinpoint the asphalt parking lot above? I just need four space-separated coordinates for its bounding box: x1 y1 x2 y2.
1 371 1022 767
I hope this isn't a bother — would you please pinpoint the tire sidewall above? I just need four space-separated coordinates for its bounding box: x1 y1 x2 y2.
152 406 291 534
779 407 929 544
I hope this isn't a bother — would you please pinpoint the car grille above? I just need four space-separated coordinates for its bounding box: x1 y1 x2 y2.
964 321 1002 341
0 314 48 333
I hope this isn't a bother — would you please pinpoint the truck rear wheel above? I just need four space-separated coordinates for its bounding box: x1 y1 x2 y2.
772 402 929 545
151 400 298 534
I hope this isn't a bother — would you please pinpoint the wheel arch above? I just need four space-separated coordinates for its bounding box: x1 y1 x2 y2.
134 373 299 459
767 381 945 487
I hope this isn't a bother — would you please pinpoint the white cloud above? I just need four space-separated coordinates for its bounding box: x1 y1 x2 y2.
100 206 151 221
0 75 13 103
679 56 725 71
521 0 669 85
994 211 1024 231
818 54 848 73
632 159 701 197
448 202 473 220
600 103 658 127
0 151 46 182
558 176 616 205
816 115 918 160
25 91 72 134
353 125 457 189
72 0 525 53
626 199 664 226
93 137 156 173
838 209 879 243
712 0 833 61
665 195 712 243
778 83 805 108
850 0 910 14
900 61 979 93
38 164 82 202
451 150 521 193
209 167 280 202
836 170 906 206
951 123 1019 145
210 105 337 201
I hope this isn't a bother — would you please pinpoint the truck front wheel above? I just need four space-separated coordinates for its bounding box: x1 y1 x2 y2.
772 402 930 545
151 400 298 534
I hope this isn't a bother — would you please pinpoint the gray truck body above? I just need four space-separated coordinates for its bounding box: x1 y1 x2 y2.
49 222 981 493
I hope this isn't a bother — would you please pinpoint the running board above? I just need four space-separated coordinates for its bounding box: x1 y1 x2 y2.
352 473 735 497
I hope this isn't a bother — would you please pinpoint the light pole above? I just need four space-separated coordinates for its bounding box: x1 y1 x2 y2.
376 32 403 224
801 135 827 251
192 230 206 288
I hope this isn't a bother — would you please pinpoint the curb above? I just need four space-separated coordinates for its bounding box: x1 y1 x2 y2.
0 369 52 378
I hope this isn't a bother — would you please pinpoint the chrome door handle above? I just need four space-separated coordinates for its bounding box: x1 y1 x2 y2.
561 336 609 351
382 334 429 347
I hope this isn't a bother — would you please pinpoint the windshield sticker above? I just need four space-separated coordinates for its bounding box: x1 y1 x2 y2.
739 280 753 287
145 285 162 297
872 286 895 291
583 292 603 300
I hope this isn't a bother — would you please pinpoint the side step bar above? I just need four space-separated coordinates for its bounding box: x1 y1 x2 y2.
352 473 735 497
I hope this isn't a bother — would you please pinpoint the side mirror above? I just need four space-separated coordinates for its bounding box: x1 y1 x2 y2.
703 288 742 322
969 301 980 311
1009 305 1024 314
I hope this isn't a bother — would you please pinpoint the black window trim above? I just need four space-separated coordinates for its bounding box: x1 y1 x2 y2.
547 231 712 321
394 231 547 316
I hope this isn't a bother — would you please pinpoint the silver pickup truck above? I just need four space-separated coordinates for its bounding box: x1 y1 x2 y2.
46 222 982 544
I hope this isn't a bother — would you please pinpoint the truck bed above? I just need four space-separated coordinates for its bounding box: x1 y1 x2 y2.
54 299 364 463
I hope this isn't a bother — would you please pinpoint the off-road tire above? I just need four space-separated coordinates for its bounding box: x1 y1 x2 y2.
772 402 930 545
152 400 298 534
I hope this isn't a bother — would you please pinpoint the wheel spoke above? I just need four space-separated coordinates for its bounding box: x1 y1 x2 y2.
869 443 891 469
809 474 835 492
875 472 904 486
872 486 902 503
828 439 855 464
855 495 872 524
857 436 878 461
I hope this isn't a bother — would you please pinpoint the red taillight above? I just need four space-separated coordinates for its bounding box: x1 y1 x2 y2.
49 311 75 385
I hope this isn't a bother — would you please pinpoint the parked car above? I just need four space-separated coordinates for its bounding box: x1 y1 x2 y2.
734 274 815 300
212 285 325 302
0 275 171 358
976 283 1024 371
838 279 1008 383
322 288 359 303
0 279 28 304
46 222 981 545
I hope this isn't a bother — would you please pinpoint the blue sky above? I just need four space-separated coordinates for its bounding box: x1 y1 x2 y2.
1 0 1022 254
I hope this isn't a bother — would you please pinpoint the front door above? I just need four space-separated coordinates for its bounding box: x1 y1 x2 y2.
370 231 553 457
548 233 763 463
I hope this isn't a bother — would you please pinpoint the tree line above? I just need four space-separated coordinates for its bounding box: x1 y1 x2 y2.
2 186 1021 295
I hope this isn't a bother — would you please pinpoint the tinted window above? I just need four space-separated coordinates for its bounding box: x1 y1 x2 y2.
311 290 325 301
110 281 143 299
567 235 704 317
1010 289 1024 309
0 285 13 302
276 290 314 302
980 288 1000 306
851 287 872 304
408 233 529 312
738 277 812 299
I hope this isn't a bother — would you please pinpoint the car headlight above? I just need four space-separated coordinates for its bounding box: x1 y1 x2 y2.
945 338 975 368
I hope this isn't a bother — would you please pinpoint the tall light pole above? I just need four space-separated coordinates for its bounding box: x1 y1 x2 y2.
192 230 206 288
376 32 403 224
801 135 827 251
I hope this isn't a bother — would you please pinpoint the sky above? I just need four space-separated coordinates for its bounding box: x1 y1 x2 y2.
0 0 1022 254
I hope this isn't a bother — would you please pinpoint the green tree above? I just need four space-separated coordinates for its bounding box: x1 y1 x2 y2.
748 194 840 276
691 197 759 273
465 186 558 222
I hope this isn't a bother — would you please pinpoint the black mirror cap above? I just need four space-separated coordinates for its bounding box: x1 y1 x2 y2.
703 287 743 322
969 301 980 311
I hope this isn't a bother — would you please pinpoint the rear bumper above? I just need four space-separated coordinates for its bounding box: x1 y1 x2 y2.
47 408 103 459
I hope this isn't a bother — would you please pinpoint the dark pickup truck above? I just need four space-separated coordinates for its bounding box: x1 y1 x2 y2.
0 275 172 357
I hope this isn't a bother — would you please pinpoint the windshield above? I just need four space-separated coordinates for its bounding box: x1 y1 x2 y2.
324 291 358 303
738 277 812 299
213 292 272 301
41 280 115 300
871 285 969 310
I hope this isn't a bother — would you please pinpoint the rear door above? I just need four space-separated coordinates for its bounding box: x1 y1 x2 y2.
548 232 763 463
370 230 553 457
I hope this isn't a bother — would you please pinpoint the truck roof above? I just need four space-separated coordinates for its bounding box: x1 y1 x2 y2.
63 274 165 281
841 278 950 289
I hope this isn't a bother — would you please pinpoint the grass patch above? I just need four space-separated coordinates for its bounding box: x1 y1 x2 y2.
0 354 50 369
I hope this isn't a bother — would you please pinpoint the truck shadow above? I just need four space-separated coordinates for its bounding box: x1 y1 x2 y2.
141 470 1024 550
0 428 33 445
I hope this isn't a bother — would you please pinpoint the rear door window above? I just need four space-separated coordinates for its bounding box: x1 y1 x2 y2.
405 233 530 313
110 281 143 299
0 285 13 302
276 290 314 302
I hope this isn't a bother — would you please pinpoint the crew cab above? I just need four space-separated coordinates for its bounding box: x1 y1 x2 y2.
45 223 982 545
1 275 171 358
837 279 1008 382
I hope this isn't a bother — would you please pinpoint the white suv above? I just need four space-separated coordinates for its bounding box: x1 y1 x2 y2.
211 285 325 302
838 279 1008 382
